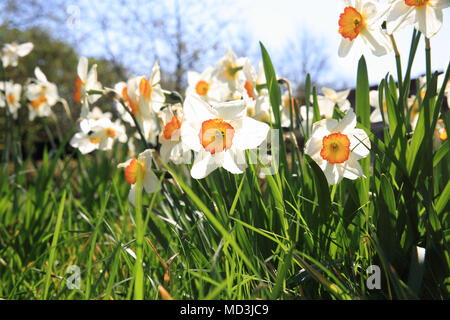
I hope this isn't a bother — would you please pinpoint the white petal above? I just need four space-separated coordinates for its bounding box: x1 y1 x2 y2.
231 117 270 150
34 67 48 83
77 56 88 81
342 155 365 180
338 38 354 58
386 1 415 35
143 170 160 194
183 94 217 122
222 149 246 174
350 128 371 159
212 99 246 120
332 109 356 134
17 42 33 56
181 121 203 152
190 150 222 179
416 5 443 38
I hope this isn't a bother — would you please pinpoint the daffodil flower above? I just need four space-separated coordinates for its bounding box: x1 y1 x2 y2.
25 67 59 121
70 118 127 154
317 87 352 118
117 149 160 206
1 42 33 67
181 95 270 179
186 66 229 103
338 0 392 57
386 0 450 39
212 48 247 96
74 56 103 118
159 105 192 165
305 109 371 185
0 81 22 119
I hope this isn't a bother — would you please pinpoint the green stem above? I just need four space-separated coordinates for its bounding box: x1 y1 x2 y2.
390 34 403 92
425 38 432 88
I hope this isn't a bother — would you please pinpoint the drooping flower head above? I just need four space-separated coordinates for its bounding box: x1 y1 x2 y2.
180 95 270 179
305 108 371 184
338 0 392 57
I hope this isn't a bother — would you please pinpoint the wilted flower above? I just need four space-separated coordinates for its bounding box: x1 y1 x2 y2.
181 95 270 179
386 0 450 39
0 81 22 119
338 0 392 57
118 149 160 206
25 67 59 121
1 42 33 67
305 108 371 184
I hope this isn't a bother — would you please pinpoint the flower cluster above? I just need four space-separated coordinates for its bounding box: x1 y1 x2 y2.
0 42 60 121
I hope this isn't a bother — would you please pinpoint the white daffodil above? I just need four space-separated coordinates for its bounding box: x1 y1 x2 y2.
386 0 450 39
317 87 352 118
305 108 371 185
25 67 59 121
74 56 103 118
338 0 392 58
137 61 166 118
85 106 112 121
117 149 160 206
212 48 247 97
1 42 33 67
0 81 22 119
159 105 192 165
114 78 141 126
70 118 127 154
181 95 270 179
241 60 273 124
186 67 229 103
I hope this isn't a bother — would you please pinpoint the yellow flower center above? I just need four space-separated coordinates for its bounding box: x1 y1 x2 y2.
195 80 210 96
199 119 235 154
125 158 146 185
405 0 429 7
339 6 365 41
320 132 351 164
89 137 101 144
